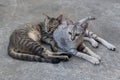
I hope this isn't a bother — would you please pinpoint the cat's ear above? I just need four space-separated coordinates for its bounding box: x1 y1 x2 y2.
65 18 73 25
43 13 50 19
81 22 88 29
57 14 63 23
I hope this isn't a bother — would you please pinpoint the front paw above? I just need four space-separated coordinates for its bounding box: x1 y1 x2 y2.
51 47 58 52
60 56 69 62
60 53 72 58
107 44 116 51
91 41 99 48
89 57 100 65
92 54 101 61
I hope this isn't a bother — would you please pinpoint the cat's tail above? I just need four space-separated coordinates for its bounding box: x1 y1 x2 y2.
8 48 44 62
78 16 96 24
8 48 62 64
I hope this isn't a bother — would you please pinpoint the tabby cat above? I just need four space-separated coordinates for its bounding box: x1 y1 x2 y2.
53 16 116 65
40 13 63 52
8 14 70 63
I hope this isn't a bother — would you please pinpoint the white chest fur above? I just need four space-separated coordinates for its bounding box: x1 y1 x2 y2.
28 30 41 42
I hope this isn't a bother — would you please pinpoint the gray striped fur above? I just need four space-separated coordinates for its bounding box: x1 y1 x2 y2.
8 15 70 63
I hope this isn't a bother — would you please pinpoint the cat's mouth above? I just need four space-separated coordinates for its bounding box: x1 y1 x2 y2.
71 37 75 41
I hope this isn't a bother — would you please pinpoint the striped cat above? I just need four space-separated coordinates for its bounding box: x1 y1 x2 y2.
8 14 70 63
53 16 116 65
40 13 63 52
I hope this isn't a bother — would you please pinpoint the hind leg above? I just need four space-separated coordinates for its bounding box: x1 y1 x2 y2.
95 37 116 51
85 29 116 51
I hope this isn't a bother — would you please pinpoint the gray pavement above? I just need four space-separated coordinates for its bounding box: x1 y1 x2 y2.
0 0 120 80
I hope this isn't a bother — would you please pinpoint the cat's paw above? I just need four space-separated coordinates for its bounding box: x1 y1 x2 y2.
88 16 96 20
91 40 99 48
107 44 116 51
93 55 101 61
51 47 58 52
89 57 100 65
59 56 69 62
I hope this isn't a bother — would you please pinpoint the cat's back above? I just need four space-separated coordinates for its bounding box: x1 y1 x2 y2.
53 24 67 37
11 23 33 36
9 23 41 46
11 23 41 37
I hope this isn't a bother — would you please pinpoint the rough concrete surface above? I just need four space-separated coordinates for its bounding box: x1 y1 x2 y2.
0 0 120 80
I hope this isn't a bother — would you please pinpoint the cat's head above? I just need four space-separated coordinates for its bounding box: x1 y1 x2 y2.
66 19 88 41
66 16 95 41
43 13 63 33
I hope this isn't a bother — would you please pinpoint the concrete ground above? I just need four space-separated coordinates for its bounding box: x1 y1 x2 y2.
0 0 120 80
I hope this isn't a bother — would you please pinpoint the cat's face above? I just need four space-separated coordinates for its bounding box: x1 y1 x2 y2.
67 20 88 41
44 14 63 33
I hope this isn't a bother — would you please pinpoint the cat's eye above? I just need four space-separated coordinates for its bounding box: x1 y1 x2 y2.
52 23 57 26
53 22 58 25
68 32 72 35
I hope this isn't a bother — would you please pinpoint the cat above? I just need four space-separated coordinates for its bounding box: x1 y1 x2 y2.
8 14 70 64
39 13 63 52
52 16 116 65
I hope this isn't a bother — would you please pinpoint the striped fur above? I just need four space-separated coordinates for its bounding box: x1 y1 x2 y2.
40 14 63 52
8 15 69 63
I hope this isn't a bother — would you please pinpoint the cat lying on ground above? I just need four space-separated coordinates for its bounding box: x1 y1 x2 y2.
49 16 116 65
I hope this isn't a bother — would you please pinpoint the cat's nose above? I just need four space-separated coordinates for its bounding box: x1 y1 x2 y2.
71 37 75 41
